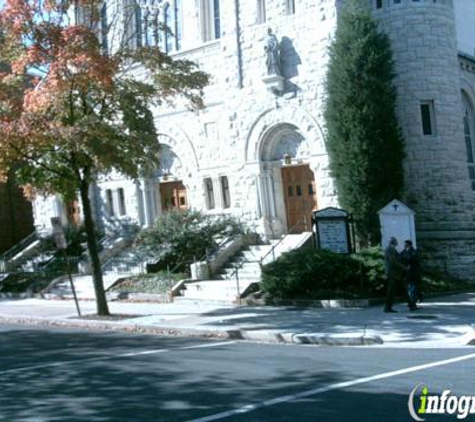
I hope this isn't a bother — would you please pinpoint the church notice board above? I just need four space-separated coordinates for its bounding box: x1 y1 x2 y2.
313 207 352 254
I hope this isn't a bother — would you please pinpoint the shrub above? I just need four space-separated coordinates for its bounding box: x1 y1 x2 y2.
135 209 244 273
261 248 365 300
261 246 474 300
352 246 386 296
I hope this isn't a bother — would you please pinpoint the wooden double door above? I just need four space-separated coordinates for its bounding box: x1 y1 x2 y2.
160 181 187 212
281 165 317 233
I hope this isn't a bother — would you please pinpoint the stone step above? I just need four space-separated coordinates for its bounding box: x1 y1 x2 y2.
221 265 262 275
181 279 255 301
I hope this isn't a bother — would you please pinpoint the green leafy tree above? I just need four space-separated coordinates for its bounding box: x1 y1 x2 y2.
0 0 209 315
135 209 244 273
324 0 405 246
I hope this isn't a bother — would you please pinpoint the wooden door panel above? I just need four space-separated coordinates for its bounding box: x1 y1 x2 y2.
281 165 317 233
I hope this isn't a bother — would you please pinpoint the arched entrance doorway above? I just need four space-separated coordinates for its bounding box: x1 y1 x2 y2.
260 124 317 235
156 146 188 213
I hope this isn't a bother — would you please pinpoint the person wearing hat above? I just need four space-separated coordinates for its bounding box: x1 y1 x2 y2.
383 237 407 313
400 239 422 311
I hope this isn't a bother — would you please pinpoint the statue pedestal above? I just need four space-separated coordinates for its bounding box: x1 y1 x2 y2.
262 74 284 94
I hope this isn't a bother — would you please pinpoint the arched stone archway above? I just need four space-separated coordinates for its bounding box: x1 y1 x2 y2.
255 122 319 235
241 106 331 237
245 106 326 164
139 128 197 226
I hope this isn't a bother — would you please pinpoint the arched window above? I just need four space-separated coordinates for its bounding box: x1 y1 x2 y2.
462 91 475 190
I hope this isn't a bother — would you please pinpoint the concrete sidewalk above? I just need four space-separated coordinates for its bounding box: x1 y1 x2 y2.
0 293 474 347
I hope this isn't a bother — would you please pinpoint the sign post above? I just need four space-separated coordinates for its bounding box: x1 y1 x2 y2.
51 217 81 317
312 207 352 254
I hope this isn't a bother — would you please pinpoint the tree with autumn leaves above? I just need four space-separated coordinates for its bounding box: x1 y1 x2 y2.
0 0 209 315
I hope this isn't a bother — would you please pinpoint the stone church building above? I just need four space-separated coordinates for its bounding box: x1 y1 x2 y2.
33 0 475 278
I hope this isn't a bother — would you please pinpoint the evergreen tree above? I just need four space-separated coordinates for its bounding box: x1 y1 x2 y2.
324 0 405 246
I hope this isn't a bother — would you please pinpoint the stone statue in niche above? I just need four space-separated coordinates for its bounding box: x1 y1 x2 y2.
264 28 281 76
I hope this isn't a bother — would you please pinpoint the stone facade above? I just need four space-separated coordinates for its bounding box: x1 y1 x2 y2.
33 0 475 279
373 0 475 278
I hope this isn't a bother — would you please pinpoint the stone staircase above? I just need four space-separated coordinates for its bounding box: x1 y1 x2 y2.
44 242 148 300
178 233 313 303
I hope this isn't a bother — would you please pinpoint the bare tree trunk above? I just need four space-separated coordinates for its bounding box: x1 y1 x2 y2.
78 178 110 316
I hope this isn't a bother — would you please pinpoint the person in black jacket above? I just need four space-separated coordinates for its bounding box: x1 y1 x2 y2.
400 239 422 311
384 237 407 313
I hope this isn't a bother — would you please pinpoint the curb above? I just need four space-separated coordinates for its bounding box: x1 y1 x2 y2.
243 298 371 309
227 329 383 346
0 315 385 347
0 292 43 299
293 333 384 346
0 315 229 340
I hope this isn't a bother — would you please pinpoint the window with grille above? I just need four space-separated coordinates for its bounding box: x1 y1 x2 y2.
204 178 215 209
133 1 182 51
257 0 266 23
105 189 114 217
118 188 127 216
220 176 231 208
286 0 295 14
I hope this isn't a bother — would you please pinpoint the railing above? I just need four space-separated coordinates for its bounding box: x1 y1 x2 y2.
259 216 310 265
225 216 311 303
0 231 38 273
41 256 81 275
162 237 234 301
101 255 148 275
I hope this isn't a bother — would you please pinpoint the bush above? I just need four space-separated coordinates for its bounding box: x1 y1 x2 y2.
352 246 386 296
135 209 244 274
261 246 474 300
261 248 365 300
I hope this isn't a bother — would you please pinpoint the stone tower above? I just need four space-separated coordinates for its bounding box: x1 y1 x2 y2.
372 0 475 278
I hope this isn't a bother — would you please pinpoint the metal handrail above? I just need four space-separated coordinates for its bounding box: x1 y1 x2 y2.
227 215 309 279
259 216 309 265
0 231 38 262
223 215 311 301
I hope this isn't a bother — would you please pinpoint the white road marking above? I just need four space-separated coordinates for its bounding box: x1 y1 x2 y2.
187 351 475 422
0 341 236 375
181 341 237 350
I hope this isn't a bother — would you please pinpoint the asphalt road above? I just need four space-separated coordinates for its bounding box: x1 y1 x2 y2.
0 324 474 422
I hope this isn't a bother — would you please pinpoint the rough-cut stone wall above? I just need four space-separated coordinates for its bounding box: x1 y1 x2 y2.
30 0 475 279
374 0 475 278
149 0 338 235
